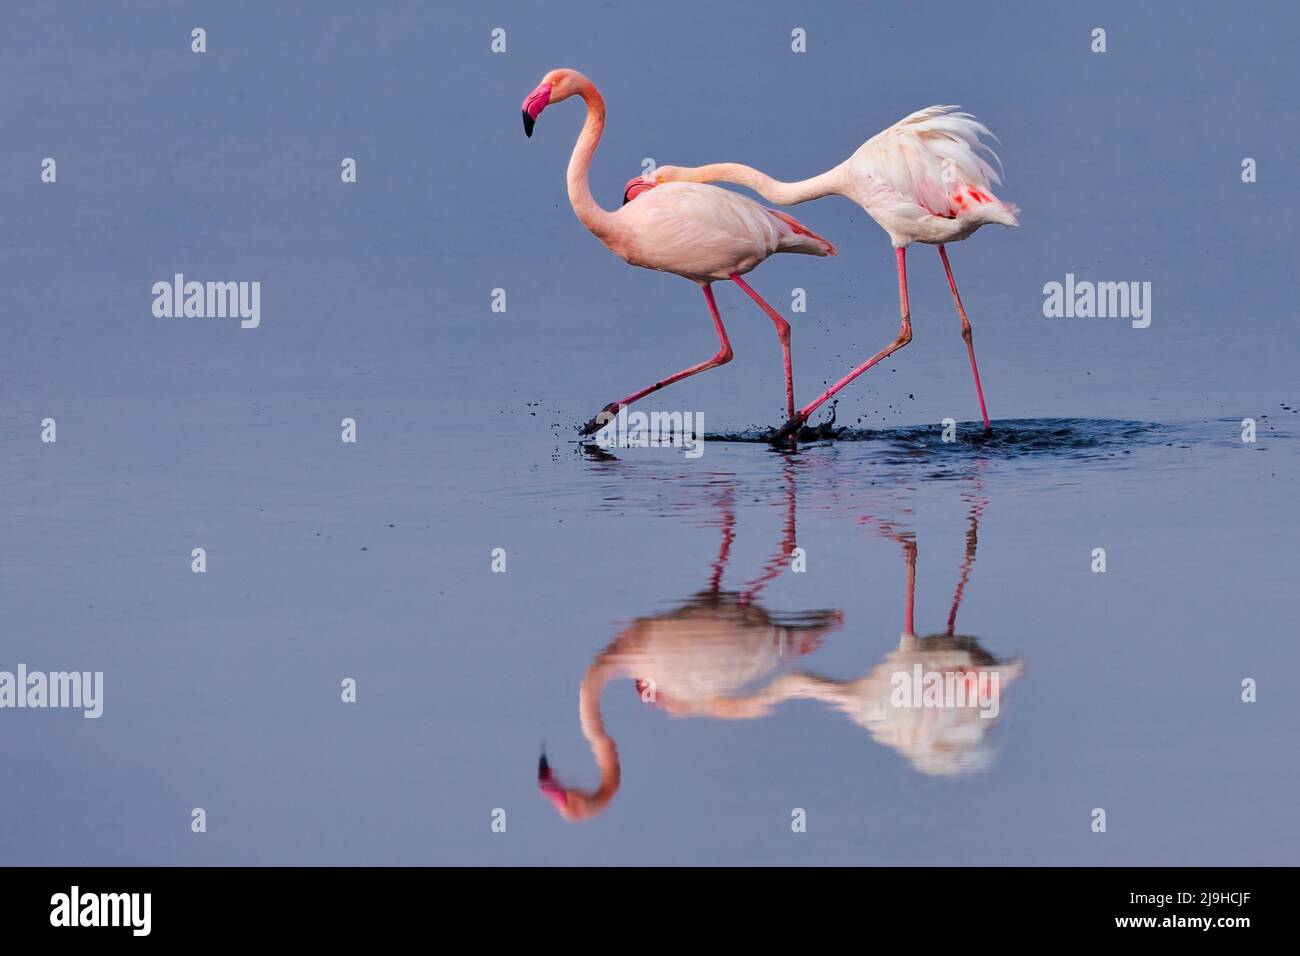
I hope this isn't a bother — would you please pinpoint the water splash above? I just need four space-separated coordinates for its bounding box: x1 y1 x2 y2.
707 417 1173 461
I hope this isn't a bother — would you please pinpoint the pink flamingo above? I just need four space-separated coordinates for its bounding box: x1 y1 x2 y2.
538 473 843 821
521 69 836 434
538 478 1023 820
654 107 1019 442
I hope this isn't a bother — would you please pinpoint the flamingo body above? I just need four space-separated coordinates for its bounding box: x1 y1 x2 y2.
521 68 835 432
606 592 836 716
654 105 1020 439
606 181 833 284
768 634 1024 777
658 105 1018 248
840 106 1020 246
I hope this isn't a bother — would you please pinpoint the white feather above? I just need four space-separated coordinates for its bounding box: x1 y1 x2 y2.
846 106 1019 246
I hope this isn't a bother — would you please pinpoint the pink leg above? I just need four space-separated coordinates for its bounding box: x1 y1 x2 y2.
939 244 991 431
579 284 733 435
730 274 794 421
903 537 917 638
772 246 912 443
707 486 737 593
739 460 798 603
945 492 986 635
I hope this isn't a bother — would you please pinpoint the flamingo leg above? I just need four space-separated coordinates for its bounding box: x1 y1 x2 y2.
579 284 733 436
707 485 737 594
903 536 918 638
771 247 912 444
946 493 985 634
939 244 991 431
729 274 794 421
738 459 798 604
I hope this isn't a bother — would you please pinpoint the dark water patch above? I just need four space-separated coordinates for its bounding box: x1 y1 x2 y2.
706 418 1175 461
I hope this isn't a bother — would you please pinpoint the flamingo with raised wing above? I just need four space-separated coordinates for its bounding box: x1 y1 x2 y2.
521 69 836 434
654 106 1019 441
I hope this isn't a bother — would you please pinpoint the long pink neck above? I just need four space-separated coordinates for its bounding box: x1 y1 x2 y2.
574 662 621 806
567 82 615 240
680 162 845 206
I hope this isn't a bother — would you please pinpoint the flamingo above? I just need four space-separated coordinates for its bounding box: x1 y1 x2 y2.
724 491 1025 776
539 478 1024 819
538 474 844 821
520 69 836 435
653 106 1019 442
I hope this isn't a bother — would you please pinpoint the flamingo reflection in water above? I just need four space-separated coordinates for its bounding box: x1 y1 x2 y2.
540 473 1024 821
714 493 1025 777
539 470 843 821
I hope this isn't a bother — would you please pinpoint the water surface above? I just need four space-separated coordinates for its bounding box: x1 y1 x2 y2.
2 1 1298 865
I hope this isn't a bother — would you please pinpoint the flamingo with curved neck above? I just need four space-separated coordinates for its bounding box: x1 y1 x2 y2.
521 68 837 434
655 107 1019 442
539 479 1025 819
538 662 622 821
538 474 842 820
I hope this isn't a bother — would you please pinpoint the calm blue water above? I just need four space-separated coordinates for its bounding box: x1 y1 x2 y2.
2 1 1297 864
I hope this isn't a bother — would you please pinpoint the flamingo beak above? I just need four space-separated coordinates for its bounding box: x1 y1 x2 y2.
521 83 552 138
537 754 569 812
622 177 655 205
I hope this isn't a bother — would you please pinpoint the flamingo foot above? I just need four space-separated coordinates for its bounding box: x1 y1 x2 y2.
768 402 839 446
579 403 620 437
769 413 807 446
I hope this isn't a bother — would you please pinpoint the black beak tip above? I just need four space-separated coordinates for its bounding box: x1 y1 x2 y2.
538 754 550 779
522 111 534 138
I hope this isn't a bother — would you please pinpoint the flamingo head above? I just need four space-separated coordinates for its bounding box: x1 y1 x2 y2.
536 753 571 814
652 164 687 184
537 747 619 822
521 68 588 138
622 177 655 205
537 752 600 821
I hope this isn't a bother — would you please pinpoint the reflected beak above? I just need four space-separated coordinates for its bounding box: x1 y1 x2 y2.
521 83 552 138
537 754 569 812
